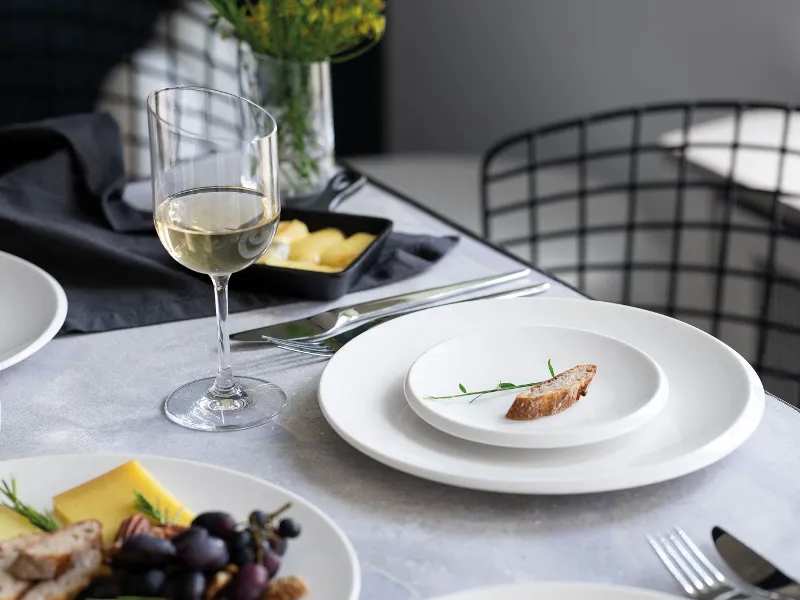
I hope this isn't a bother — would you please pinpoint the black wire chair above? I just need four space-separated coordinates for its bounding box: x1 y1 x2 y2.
480 101 800 406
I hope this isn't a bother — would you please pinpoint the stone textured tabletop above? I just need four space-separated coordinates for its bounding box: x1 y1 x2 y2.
1 182 798 600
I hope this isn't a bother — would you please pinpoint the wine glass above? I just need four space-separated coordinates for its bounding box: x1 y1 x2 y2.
147 86 286 431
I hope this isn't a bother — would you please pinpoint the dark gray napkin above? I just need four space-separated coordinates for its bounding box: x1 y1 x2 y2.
0 113 458 333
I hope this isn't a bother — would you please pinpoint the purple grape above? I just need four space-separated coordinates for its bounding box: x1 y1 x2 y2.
260 545 281 578
268 535 286 556
121 568 166 597
173 526 208 546
174 527 229 572
225 564 269 600
79 577 121 600
192 512 237 540
227 529 253 553
277 518 301 539
118 534 177 567
229 545 256 566
249 510 268 528
166 570 206 600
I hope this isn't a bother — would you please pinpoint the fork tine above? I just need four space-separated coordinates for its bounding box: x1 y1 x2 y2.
674 527 726 583
648 534 697 597
263 336 329 349
668 529 715 587
267 338 331 351
272 341 334 357
657 532 709 593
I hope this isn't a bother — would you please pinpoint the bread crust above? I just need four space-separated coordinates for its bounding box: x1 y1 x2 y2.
0 534 46 600
9 522 102 582
505 365 597 420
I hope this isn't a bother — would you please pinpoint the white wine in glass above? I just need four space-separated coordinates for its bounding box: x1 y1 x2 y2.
147 87 285 431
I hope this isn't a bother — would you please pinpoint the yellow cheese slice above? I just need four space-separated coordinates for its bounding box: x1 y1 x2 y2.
52 460 194 543
320 232 377 269
0 505 41 540
288 228 345 263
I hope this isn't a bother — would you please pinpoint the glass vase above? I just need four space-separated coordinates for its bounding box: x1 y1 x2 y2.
240 48 335 200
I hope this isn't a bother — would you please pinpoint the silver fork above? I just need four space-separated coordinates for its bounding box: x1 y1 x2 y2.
648 527 752 600
270 283 551 358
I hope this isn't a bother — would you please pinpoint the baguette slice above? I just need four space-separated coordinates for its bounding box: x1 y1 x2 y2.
19 548 102 600
9 522 102 581
505 364 597 421
0 533 46 600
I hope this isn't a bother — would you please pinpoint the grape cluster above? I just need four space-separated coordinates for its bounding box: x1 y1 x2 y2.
80 508 301 600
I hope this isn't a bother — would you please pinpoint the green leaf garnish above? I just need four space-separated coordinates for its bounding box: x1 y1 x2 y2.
134 491 183 525
425 360 556 401
0 479 60 531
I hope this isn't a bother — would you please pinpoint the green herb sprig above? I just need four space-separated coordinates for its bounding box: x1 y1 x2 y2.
134 491 183 525
425 359 557 401
0 479 61 531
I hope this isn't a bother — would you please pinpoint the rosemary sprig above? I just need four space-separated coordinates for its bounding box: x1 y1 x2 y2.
133 491 183 525
0 479 60 531
425 381 540 400
425 359 556 401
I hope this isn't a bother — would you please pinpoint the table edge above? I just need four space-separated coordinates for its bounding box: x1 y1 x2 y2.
339 159 590 300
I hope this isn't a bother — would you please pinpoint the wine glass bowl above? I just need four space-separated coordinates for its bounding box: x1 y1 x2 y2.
147 86 286 431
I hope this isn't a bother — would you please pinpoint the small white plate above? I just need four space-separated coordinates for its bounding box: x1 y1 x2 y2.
429 582 684 600
404 326 668 448
0 251 67 372
0 454 360 600
318 298 765 494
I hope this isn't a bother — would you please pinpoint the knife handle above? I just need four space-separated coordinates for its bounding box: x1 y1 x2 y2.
328 269 531 330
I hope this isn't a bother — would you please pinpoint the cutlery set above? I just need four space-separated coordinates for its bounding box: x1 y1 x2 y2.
649 527 799 600
232 269 549 356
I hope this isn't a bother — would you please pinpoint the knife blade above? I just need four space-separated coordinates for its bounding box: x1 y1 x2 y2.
231 269 531 342
712 526 800 599
271 282 552 356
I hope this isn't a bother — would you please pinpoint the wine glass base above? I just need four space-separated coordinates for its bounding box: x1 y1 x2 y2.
164 376 287 432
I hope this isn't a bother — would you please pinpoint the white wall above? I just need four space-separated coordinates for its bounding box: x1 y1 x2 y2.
386 0 800 153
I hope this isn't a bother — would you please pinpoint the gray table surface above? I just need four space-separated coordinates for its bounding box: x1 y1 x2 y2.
1 181 798 600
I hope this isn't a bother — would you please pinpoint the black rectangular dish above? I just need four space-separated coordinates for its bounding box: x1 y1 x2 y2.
235 169 393 301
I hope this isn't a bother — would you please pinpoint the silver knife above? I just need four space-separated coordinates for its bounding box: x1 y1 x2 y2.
712 526 800 599
269 282 552 357
231 269 531 342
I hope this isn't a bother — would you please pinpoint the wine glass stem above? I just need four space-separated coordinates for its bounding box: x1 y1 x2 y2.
211 274 235 394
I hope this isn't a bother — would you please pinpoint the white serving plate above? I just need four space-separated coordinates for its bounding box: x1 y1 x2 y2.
404 325 668 449
429 582 683 600
318 298 764 494
0 454 359 600
0 251 67 373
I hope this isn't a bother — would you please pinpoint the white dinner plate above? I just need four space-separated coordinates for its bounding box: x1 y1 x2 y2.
429 582 683 600
318 298 764 494
404 325 668 448
0 251 67 372
0 454 359 600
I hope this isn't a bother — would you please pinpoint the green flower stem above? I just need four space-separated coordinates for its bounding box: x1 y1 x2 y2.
276 59 323 195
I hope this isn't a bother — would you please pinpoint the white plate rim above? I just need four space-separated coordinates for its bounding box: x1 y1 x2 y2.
0 251 68 372
428 581 684 600
403 324 670 448
318 298 765 494
0 452 361 600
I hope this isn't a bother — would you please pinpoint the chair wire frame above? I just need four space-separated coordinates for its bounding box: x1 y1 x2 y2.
480 101 800 406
